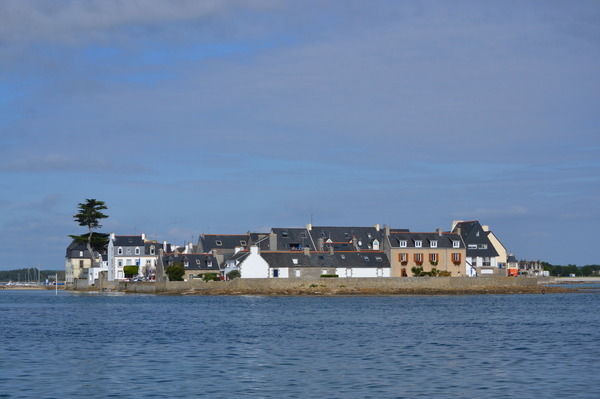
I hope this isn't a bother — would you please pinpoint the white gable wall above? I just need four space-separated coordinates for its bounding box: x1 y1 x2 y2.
239 247 270 278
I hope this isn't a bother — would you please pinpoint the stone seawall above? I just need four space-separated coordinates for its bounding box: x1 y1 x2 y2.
107 277 564 295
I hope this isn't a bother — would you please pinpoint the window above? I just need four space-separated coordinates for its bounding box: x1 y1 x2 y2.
207 261 212 267
240 240 247 246
452 253 461 262
414 253 423 263
150 246 155 255
364 256 370 262
399 240 407 248
281 232 289 238
146 260 151 266
118 247 123 255
430 253 438 263
273 269 279 278
79 250 84 257
399 253 408 263
340 254 346 259
216 240 223 246
345 233 350 238
453 241 460 248
295 269 301 277
468 244 477 249
415 240 422 248
79 260 84 267
478 244 488 250
375 256 383 262
430 240 437 248
118 260 123 267
135 247 140 255
322 269 328 275
184 261 189 267
196 259 201 265
292 258 298 265
126 259 132 265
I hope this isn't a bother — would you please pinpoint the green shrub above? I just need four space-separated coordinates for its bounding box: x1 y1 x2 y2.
202 273 220 282
123 265 139 277
320 274 339 278
227 270 241 280
165 262 185 281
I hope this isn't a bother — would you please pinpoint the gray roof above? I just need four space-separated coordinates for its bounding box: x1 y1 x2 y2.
65 240 96 258
271 228 313 251
259 251 390 269
388 232 463 249
309 226 383 250
113 235 145 247
452 221 499 258
197 234 249 252
164 253 221 272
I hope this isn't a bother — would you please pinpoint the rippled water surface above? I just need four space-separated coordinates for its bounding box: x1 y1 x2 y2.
1 289 599 398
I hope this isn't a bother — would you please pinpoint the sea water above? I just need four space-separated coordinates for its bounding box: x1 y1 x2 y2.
1 288 599 398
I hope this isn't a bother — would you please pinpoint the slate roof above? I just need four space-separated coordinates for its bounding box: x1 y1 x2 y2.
259 251 390 269
197 234 249 252
144 242 171 255
181 253 221 272
113 235 145 247
452 221 499 258
309 226 384 250
388 232 463 248
271 228 313 251
65 241 95 258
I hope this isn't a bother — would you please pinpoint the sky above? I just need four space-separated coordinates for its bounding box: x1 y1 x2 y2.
1 0 599 270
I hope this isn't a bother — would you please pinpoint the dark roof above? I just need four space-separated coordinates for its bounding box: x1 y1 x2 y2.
309 226 383 250
452 221 499 257
271 228 313 251
113 235 145 247
259 251 390 269
181 253 221 272
65 240 95 258
388 232 463 248
198 234 249 252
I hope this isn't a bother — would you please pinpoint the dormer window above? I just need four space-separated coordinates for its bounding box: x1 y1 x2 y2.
292 258 298 265
150 246 155 255
216 240 223 246
240 240 247 246
399 240 407 248
340 254 346 259
196 259 201 265
375 256 382 262
281 232 289 238
415 240 422 248
207 261 212 267
430 241 437 248
453 241 460 248
135 247 140 255
184 261 189 267
118 247 123 255
79 251 84 257
364 256 370 261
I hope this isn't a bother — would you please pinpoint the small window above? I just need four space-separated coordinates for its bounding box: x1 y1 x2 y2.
281 232 289 238
216 240 223 246
118 247 123 255
184 261 189 267
415 253 423 262
415 240 422 248
295 269 301 277
150 246 155 255
430 241 437 248
430 253 438 262
453 241 460 248
240 240 247 246
345 233 350 238
319 256 324 260
292 258 298 265
79 251 83 257
340 254 346 259
479 244 488 250
364 256 370 262
375 256 382 262
207 261 212 267
196 259 201 265
273 269 279 278
468 244 477 249
322 269 327 275
399 240 407 248
135 247 140 255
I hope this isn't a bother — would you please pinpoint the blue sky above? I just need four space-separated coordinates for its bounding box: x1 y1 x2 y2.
1 0 599 270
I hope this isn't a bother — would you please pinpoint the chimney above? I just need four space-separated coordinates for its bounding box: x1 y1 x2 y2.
303 247 310 256
352 237 360 251
306 223 312 231
384 224 390 237
436 228 442 236
110 232 115 240
141 232 146 241
250 245 259 255
163 240 167 252
317 237 324 252
455 227 461 236
269 232 277 251
374 224 380 231
451 220 463 231
482 225 489 232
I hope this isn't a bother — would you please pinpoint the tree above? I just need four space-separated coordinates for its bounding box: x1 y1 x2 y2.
165 262 185 281
72 199 108 268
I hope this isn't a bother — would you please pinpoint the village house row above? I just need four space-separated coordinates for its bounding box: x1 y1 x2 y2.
65 220 544 285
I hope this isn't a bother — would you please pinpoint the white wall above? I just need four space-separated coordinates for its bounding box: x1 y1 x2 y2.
240 247 270 278
335 268 390 278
